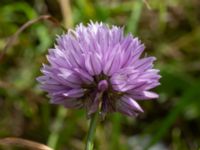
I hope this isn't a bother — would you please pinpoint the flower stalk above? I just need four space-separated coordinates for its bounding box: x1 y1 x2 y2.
85 111 99 150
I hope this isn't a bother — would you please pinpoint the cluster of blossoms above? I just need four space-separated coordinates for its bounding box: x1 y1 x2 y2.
37 22 160 117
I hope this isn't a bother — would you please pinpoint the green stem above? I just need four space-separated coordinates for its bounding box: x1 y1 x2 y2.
47 107 67 149
127 0 143 35
85 112 99 150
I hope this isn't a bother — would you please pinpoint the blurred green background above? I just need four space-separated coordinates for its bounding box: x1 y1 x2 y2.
0 0 200 150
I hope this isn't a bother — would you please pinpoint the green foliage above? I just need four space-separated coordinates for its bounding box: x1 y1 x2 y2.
0 0 200 150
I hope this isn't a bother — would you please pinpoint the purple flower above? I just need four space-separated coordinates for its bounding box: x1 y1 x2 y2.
37 22 161 117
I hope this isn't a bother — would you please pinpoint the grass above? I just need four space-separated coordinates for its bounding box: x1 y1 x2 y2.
0 0 200 149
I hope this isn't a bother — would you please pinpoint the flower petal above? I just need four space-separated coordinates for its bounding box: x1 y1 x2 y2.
128 91 159 100
63 89 84 98
116 96 143 116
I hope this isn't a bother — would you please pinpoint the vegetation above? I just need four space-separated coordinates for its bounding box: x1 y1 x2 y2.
0 0 200 149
